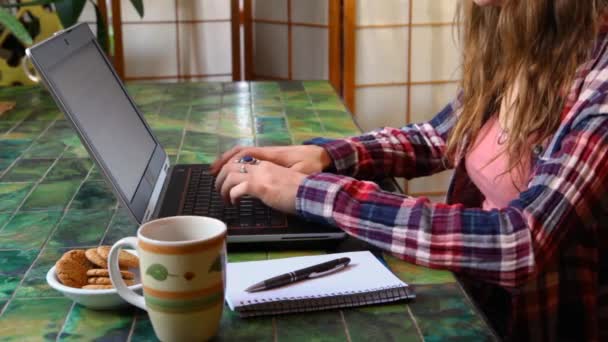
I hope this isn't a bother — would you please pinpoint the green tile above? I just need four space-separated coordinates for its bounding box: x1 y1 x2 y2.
131 310 159 342
0 158 14 174
88 166 105 180
182 131 220 153
45 158 92 182
254 117 287 134
48 209 114 248
0 139 32 160
409 284 495 341
0 212 10 228
384 253 455 285
226 252 267 263
0 297 73 341
4 121 48 140
15 247 69 298
1 159 55 182
58 304 134 341
177 151 216 164
102 208 138 246
267 250 325 260
21 181 81 211
0 249 39 299
0 121 18 135
219 137 254 154
216 306 274 341
63 143 89 158
70 181 116 210
343 304 420 342
23 136 66 158
154 128 184 152
0 182 34 212
0 106 33 121
27 108 61 121
0 211 62 249
275 311 347 342
304 81 336 92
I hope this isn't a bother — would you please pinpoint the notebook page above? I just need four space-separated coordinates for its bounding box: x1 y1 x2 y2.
225 251 408 310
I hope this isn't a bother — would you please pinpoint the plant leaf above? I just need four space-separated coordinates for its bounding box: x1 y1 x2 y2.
129 0 144 18
0 8 32 45
146 264 169 281
54 0 87 28
92 2 108 52
208 255 223 273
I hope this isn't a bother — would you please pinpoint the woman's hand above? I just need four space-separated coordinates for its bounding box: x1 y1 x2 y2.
214 160 307 214
210 145 332 176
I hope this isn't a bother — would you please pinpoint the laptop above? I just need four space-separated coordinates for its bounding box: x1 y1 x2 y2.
26 23 346 243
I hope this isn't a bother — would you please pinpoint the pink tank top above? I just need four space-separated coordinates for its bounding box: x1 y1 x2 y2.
465 116 531 210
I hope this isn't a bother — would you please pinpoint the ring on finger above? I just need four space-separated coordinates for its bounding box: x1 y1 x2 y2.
235 155 260 165
239 164 248 174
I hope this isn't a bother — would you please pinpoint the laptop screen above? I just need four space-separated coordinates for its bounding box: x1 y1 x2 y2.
45 41 156 202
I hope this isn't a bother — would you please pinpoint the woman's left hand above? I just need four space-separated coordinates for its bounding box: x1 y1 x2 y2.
214 160 308 214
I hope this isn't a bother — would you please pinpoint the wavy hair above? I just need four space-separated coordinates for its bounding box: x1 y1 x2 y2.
447 0 608 171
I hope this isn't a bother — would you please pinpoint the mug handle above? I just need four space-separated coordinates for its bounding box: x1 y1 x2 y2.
109 237 146 311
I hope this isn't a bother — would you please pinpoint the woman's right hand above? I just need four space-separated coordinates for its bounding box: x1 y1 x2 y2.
210 145 333 176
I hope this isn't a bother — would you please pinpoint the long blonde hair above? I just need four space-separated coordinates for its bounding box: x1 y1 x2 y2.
447 0 608 170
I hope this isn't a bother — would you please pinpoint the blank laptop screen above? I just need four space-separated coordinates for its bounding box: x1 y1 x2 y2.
46 41 155 201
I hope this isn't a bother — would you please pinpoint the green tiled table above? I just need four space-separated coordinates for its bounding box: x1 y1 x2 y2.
0 81 496 341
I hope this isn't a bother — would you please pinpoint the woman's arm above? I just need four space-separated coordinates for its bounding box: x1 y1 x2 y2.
297 115 608 288
307 97 460 180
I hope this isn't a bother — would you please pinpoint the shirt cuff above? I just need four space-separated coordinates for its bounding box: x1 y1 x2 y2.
295 173 351 226
303 137 358 175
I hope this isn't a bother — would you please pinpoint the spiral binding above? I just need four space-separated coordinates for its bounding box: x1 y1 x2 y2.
237 284 414 317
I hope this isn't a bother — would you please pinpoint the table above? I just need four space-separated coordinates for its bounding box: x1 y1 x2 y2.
0 81 496 341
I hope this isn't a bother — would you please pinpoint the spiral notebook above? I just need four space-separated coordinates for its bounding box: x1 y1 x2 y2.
225 251 415 317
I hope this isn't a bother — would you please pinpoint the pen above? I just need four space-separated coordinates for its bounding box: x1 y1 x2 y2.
245 257 351 292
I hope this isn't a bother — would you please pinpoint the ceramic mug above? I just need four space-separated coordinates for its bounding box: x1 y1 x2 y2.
109 216 227 342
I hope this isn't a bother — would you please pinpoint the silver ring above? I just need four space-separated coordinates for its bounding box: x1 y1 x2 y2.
235 155 260 165
239 164 247 173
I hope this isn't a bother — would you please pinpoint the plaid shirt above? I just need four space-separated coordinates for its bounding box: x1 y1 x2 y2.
296 31 608 341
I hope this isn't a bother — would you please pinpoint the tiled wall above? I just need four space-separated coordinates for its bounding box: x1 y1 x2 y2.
79 0 233 83
352 0 460 200
79 0 458 200
251 0 330 80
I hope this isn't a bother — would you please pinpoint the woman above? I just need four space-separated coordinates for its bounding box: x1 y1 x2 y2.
212 0 608 340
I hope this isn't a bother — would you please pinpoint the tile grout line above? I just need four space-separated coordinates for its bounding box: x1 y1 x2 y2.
97 204 121 247
279 87 297 146
302 82 328 134
174 95 194 164
248 83 258 147
272 317 278 342
454 278 500 340
0 154 92 316
339 310 353 342
55 301 76 341
406 304 425 341
0 116 59 180
0 122 64 234
126 311 138 341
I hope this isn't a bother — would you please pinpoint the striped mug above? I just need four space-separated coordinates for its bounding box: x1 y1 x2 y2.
108 216 226 342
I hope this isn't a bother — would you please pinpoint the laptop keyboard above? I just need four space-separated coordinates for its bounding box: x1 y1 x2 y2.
179 166 288 229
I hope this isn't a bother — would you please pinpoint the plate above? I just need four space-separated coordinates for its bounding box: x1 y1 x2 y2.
46 249 142 310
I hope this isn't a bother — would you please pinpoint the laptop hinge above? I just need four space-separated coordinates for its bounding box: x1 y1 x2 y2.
143 158 170 223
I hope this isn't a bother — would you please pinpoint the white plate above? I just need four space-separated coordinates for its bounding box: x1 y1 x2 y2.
46 249 142 310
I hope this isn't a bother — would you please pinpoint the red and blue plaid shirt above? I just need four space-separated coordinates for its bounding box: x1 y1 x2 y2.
296 29 608 341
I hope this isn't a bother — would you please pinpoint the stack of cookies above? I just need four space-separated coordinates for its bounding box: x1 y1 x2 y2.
55 246 140 290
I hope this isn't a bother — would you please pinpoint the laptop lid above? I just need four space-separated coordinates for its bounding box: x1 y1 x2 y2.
26 23 168 224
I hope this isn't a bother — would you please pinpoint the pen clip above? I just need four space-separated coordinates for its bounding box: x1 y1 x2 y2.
308 263 348 278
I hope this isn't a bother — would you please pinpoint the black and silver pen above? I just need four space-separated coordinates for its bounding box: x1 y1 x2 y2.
244 257 351 292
